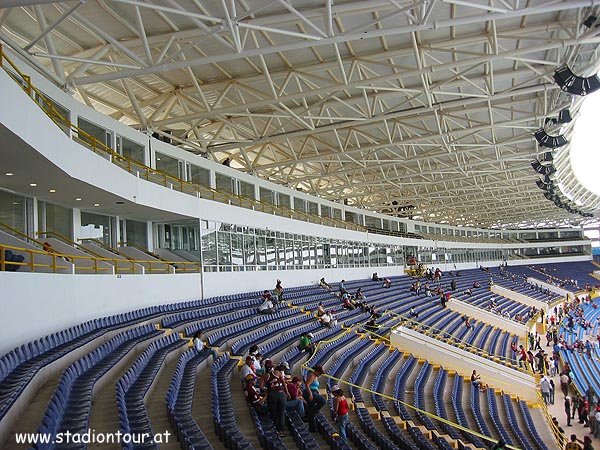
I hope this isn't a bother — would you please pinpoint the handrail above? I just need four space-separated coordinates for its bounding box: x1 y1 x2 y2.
1 243 70 273
0 221 47 248
37 230 106 259
79 238 134 259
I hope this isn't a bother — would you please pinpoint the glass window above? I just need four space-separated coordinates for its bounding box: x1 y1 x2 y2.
278 193 291 209
244 234 256 265
294 197 306 212
307 201 318 215
117 136 144 164
124 219 147 248
321 205 331 218
332 208 342 220
0 191 26 234
217 231 231 265
231 233 243 266
189 165 210 187
239 181 255 200
260 187 274 205
216 173 234 193
155 152 181 178
36 94 70 135
41 202 72 239
78 118 111 149
81 212 111 246
201 230 217 266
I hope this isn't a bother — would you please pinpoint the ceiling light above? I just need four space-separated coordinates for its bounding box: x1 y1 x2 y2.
29 183 37 187
75 197 82 201
5 172 13 176
93 203 100 207
49 189 56 193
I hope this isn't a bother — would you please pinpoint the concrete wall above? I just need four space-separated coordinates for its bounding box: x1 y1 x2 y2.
0 271 200 355
490 285 550 311
446 297 527 337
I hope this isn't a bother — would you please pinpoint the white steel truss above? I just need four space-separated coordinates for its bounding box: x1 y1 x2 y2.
1 0 599 228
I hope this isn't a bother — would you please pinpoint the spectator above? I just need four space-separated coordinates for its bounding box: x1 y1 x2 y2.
303 365 327 432
331 385 349 441
286 375 306 417
491 441 506 450
316 302 326 317
364 318 379 333
339 279 348 295
259 360 289 437
540 376 551 404
258 296 276 314
319 277 332 290
355 288 366 300
409 307 418 320
565 434 583 450
565 396 572 427
372 272 381 281
320 310 332 328
244 374 267 413
298 332 316 356
240 355 256 380
193 331 218 361
382 278 392 288
222 157 231 166
2 249 25 271
274 279 284 303
470 370 483 391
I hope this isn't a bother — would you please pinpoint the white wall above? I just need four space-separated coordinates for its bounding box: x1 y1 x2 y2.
0 272 201 355
446 297 527 336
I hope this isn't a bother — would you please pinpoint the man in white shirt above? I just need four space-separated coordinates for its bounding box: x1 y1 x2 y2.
241 356 255 380
258 298 276 314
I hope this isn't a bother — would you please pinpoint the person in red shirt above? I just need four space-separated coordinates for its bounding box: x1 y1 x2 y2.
285 375 306 417
244 374 267 413
332 385 349 441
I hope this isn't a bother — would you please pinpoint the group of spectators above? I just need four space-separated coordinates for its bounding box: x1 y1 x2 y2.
257 279 285 314
240 346 341 437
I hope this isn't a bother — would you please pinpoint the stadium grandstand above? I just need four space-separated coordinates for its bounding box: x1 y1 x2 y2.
1 1 600 450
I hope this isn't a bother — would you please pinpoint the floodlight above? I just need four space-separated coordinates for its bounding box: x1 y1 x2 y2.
534 128 568 148
553 65 600 96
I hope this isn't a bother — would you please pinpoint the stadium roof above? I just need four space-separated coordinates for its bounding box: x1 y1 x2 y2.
1 0 600 229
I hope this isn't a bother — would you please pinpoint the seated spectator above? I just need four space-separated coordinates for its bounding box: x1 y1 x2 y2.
470 370 485 391
319 277 332 290
342 293 355 310
2 249 25 271
258 297 276 314
364 318 380 333
409 307 418 320
339 279 348 295
298 332 316 356
42 241 70 262
382 278 392 288
316 302 326 317
473 281 480 288
241 355 256 380
193 331 218 361
320 310 332 328
244 374 267 413
355 288 366 300
329 310 338 327
285 375 306 417
372 272 381 281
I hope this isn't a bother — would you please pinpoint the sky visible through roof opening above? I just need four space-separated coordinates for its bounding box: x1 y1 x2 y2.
571 89 600 196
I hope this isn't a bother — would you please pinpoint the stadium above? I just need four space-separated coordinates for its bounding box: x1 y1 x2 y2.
1 1 600 449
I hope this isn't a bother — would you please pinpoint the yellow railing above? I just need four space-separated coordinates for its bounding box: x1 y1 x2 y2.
0 243 70 273
0 43 365 235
